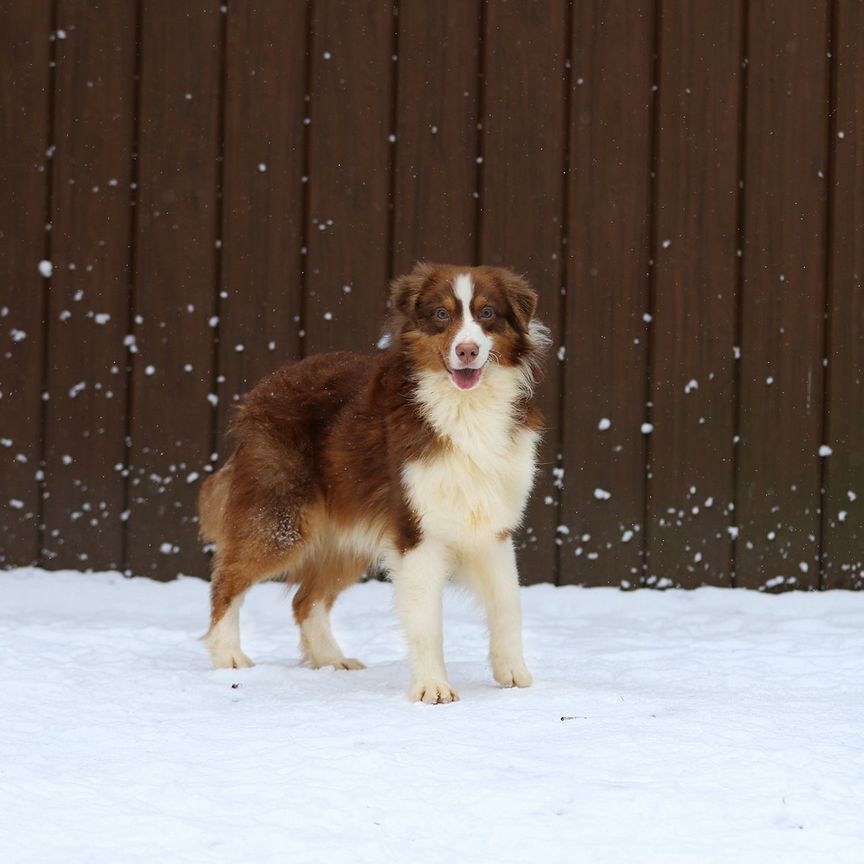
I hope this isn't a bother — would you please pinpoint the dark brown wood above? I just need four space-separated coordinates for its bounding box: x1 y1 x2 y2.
125 1 223 580
304 0 395 355
0 1 861 589
645 0 742 588
41 0 136 571
0 0 52 566
480 0 568 585
391 0 480 274
216 0 308 445
736 0 829 590
560 1 655 587
823 0 864 590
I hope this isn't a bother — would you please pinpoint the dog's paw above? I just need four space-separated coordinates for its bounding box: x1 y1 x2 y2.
321 657 366 671
306 653 366 671
211 648 255 670
410 679 460 704
492 659 533 689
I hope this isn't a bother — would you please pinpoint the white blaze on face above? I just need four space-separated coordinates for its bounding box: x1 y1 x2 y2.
451 273 492 370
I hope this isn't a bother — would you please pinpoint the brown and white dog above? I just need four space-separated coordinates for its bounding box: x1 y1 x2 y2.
199 262 550 703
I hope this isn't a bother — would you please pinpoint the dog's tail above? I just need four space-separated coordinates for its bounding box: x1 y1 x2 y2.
199 456 233 547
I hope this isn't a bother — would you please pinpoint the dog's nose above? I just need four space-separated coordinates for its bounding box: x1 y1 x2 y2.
455 342 480 364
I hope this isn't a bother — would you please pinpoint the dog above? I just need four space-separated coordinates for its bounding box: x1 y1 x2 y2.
199 262 550 703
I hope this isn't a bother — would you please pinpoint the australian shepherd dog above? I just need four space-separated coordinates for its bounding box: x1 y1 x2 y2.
199 262 550 703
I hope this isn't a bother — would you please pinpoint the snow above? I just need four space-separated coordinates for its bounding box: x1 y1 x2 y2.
2 569 863 864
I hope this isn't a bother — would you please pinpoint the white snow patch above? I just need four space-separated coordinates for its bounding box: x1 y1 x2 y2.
38 260 53 277
684 378 699 394
819 445 833 457
1 571 864 864
598 417 611 431
641 422 654 434
594 488 611 501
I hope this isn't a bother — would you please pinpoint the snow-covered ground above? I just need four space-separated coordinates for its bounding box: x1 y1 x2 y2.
1 568 862 864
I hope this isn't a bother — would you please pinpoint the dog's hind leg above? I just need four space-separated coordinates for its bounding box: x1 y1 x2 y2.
205 536 303 669
292 547 367 670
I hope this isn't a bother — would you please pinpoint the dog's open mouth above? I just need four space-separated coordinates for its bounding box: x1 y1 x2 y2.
451 366 484 391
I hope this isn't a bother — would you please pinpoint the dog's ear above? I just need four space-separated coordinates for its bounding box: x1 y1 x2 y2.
389 261 435 317
500 269 538 329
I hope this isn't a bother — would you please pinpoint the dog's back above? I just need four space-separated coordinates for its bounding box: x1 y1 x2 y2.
199 351 377 550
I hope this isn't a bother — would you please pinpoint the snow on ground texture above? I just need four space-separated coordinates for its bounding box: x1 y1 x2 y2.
1 569 863 864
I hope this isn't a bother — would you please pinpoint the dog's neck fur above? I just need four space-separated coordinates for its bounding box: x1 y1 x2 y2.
411 364 533 462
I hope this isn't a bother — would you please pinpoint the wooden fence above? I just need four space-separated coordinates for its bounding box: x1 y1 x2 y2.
1 0 862 589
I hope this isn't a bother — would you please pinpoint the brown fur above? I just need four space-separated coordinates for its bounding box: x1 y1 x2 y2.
200 263 547 661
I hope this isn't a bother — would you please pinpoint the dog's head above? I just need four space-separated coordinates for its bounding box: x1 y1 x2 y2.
388 263 550 392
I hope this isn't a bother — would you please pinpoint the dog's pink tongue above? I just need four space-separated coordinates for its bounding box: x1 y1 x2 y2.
453 368 481 390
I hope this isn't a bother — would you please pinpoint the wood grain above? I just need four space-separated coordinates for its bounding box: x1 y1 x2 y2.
481 0 568 584
391 0 480 274
304 0 395 355
217 0 308 445
822 0 864 589
560 1 655 587
0 0 52 566
42 0 136 571
645 0 742 588
736 0 829 590
125 1 223 580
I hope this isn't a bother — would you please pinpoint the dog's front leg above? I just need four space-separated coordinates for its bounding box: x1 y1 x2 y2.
391 542 458 704
465 536 533 689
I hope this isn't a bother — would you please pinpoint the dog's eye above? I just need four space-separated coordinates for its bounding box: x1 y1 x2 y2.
479 306 495 320
435 308 450 321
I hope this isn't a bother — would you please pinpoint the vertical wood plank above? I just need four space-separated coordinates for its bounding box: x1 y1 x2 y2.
126 1 223 580
216 0 308 444
0 0 52 566
736 0 829 590
823 0 864 590
41 0 136 571
645 0 742 588
480 0 568 584
560 1 655 587
391 0 480 274
304 0 395 355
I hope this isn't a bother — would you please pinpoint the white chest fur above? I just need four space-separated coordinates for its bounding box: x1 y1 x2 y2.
401 367 539 544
